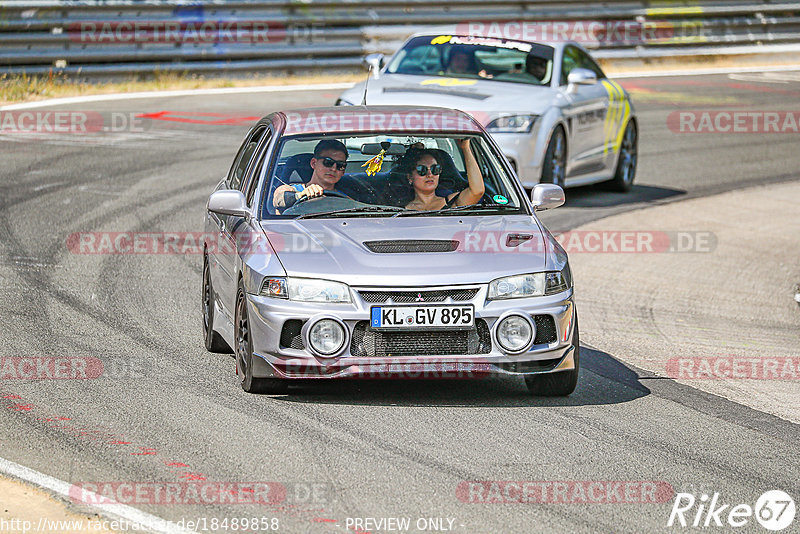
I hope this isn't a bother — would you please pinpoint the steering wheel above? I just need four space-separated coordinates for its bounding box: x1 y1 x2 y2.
293 189 350 206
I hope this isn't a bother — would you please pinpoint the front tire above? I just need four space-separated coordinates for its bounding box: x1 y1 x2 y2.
525 314 579 396
541 126 566 189
235 284 289 394
202 256 232 353
605 120 637 192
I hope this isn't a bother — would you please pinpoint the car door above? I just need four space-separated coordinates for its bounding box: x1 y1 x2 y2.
210 125 268 320
234 125 275 276
559 45 610 177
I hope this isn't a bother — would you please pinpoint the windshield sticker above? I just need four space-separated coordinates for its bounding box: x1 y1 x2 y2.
431 35 453 45
449 35 532 53
492 195 509 204
420 78 478 87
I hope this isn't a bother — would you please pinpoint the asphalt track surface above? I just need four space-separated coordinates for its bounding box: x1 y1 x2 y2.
1 72 799 533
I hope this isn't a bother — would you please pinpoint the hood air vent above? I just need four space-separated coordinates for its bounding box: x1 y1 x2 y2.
363 240 459 253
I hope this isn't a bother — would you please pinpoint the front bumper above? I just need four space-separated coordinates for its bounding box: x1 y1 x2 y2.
246 284 577 380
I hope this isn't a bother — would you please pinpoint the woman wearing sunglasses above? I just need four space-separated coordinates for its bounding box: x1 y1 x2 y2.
400 139 484 211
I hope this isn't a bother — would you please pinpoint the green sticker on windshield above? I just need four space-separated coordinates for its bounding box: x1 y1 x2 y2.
493 195 509 204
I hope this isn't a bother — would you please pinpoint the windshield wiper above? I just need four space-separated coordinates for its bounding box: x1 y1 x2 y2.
295 206 405 220
393 203 522 217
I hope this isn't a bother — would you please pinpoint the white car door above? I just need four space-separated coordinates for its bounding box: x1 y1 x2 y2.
559 46 612 178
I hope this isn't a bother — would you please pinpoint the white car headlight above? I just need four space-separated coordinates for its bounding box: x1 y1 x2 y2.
335 98 355 106
488 270 570 300
485 114 538 133
261 277 351 303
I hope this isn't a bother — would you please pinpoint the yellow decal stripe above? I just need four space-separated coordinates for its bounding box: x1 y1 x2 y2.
601 80 619 156
611 81 628 152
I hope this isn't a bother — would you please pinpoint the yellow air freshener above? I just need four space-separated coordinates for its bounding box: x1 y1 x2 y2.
362 149 386 176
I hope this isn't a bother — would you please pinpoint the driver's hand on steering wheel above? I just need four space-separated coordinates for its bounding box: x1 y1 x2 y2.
297 183 324 200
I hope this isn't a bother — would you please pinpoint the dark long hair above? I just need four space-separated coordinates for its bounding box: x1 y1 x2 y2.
393 148 439 179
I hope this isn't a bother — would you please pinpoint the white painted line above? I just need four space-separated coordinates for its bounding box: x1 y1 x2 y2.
612 64 800 79
0 456 197 534
0 82 356 110
33 181 66 192
2 64 800 111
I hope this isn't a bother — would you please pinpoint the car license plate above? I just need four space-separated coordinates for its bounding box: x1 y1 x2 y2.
370 305 474 329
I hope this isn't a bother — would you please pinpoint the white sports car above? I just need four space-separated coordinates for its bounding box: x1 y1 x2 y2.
337 33 638 191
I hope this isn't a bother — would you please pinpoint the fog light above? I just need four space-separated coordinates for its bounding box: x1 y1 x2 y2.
308 319 346 356
496 315 534 353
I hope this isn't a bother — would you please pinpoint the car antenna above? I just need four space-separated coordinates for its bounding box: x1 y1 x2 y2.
361 65 372 105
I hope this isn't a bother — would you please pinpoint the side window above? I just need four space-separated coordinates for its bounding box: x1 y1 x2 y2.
245 130 272 207
561 46 605 84
576 49 606 79
560 46 581 85
228 126 266 190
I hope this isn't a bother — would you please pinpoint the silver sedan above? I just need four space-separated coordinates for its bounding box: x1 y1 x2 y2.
203 106 579 396
337 33 638 191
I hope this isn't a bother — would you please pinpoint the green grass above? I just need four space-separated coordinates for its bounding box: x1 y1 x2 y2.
0 70 360 105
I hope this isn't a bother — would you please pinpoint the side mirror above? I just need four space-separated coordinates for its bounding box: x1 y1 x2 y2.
531 184 565 211
208 190 251 218
363 53 385 79
566 68 597 93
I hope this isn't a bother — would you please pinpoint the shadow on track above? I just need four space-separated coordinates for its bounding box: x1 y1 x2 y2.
269 346 650 407
563 184 686 208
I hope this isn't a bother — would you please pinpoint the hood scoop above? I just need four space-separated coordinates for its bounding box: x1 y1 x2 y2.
364 240 459 253
382 86 490 100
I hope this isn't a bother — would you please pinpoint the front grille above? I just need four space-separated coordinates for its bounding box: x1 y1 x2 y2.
363 240 459 253
533 315 558 345
350 319 492 357
279 319 305 349
359 288 479 303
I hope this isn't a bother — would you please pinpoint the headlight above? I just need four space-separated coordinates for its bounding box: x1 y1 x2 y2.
335 98 354 106
488 270 570 300
495 314 534 353
261 278 288 298
485 114 538 133
261 277 351 303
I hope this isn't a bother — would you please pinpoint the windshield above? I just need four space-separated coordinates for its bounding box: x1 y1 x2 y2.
386 35 555 86
261 133 526 219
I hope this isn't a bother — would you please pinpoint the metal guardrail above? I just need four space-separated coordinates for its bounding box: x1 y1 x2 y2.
0 1 798 77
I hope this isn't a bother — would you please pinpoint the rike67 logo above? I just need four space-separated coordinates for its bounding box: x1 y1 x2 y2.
668 490 795 531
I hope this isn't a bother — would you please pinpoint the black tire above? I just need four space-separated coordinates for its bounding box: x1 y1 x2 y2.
235 283 289 394
541 126 567 188
605 120 638 192
525 314 579 396
202 256 232 353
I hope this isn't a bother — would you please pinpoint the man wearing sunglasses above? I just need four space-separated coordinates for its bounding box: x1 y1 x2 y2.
273 139 349 210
